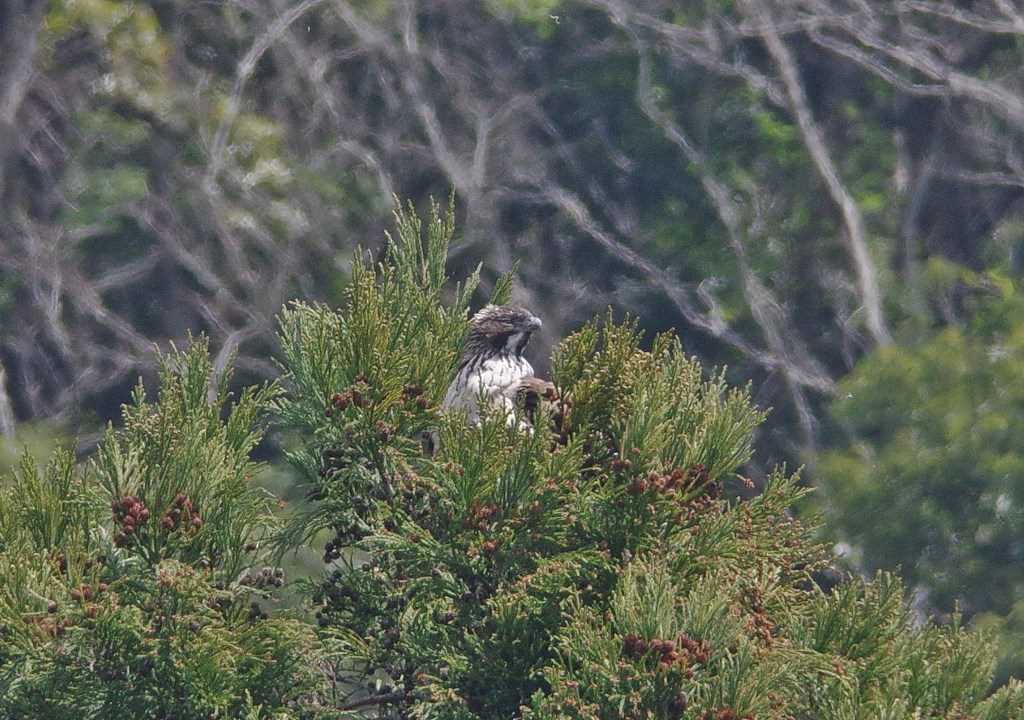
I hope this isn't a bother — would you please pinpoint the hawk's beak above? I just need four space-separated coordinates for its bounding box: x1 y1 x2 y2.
529 316 542 331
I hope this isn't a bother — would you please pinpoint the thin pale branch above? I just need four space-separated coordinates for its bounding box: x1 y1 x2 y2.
745 0 892 346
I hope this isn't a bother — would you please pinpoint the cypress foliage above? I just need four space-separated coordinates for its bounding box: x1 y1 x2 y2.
0 202 1021 718
0 340 323 718
274 202 1024 718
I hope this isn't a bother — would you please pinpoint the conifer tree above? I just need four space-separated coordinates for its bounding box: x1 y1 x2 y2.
0 340 324 718
2 202 1022 718
275 201 1024 719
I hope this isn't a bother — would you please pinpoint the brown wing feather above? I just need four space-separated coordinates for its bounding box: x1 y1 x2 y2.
511 377 556 420
510 377 571 442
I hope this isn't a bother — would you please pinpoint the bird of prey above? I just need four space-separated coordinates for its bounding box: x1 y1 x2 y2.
442 304 552 430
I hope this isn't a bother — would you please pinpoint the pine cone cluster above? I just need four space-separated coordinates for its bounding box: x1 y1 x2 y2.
374 420 394 442
401 383 431 410
467 502 498 530
743 588 776 646
112 495 150 546
160 493 203 533
323 537 345 563
626 464 710 496
326 375 371 416
610 456 633 473
621 632 711 669
240 566 286 589
747 610 775 646
33 616 69 638
69 582 108 602
674 481 725 524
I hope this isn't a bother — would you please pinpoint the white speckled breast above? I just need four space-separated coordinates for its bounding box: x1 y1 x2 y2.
442 353 534 425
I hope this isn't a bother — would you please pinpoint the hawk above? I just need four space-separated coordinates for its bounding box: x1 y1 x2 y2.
442 304 553 430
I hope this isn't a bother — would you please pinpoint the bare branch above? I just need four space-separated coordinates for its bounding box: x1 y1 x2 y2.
899 1 1024 35
744 0 892 346
91 253 162 294
806 2 1024 128
543 184 834 395
624 27 832 446
0 360 14 438
586 0 788 107
0 0 47 198
209 0 332 179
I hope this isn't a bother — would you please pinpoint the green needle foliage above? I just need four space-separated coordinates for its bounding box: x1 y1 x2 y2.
0 339 324 719
273 204 1024 719
2 203 1022 718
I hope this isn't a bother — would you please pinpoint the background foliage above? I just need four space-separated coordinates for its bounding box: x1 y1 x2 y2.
4 0 1024 700
819 265 1024 683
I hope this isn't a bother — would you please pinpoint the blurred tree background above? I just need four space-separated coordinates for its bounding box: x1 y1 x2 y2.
3 0 1024 684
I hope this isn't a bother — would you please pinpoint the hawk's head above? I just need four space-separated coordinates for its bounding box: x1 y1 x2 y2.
464 304 542 359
